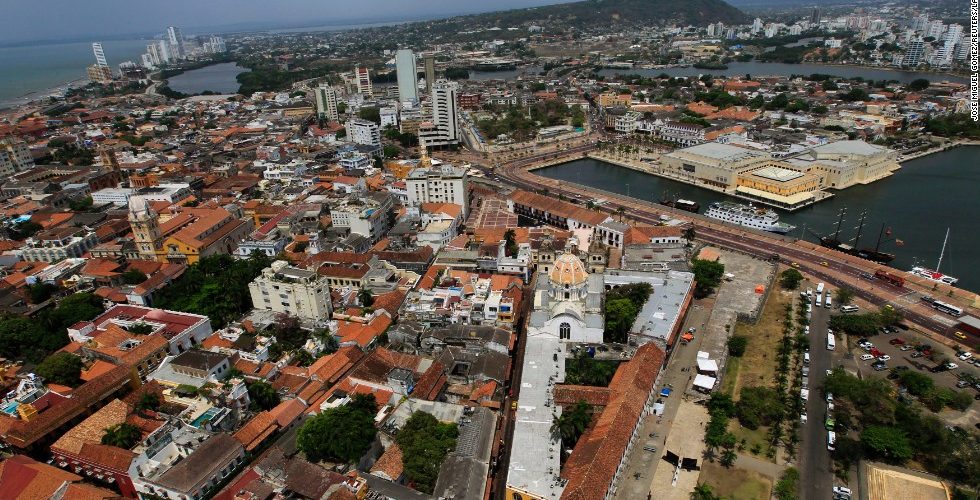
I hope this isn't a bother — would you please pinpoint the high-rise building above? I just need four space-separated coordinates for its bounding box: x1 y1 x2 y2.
926 20 945 40
92 42 108 68
751 18 763 35
406 164 468 216
423 54 436 94
395 49 418 103
314 85 340 121
166 26 184 59
344 118 382 148
0 138 35 178
943 24 964 44
902 38 925 66
911 14 929 32
954 38 971 60
87 64 113 83
418 79 460 148
353 66 373 96
248 261 332 320
810 7 821 24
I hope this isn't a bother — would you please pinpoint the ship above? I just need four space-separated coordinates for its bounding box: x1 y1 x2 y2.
704 201 795 234
910 228 958 285
659 192 700 213
814 209 896 264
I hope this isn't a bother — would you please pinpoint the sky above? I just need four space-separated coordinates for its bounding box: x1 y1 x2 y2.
1 0 576 44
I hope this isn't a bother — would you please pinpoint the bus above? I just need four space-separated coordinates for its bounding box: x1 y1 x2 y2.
932 301 963 317
826 332 836 351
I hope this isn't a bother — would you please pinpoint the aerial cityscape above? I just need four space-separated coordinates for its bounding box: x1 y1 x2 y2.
0 0 978 499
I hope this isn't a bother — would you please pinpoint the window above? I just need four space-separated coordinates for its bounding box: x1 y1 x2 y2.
559 322 571 340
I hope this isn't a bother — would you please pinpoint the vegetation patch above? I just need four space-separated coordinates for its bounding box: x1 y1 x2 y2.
396 411 459 494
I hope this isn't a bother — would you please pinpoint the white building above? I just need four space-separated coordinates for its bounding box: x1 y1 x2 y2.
418 79 460 148
380 106 399 128
0 138 35 176
395 48 418 103
615 111 642 134
406 163 468 216
166 26 184 59
345 118 381 148
314 85 340 121
902 39 925 66
248 260 332 320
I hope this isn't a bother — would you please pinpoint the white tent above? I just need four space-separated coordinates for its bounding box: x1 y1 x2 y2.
696 358 719 374
693 374 716 392
696 351 710 359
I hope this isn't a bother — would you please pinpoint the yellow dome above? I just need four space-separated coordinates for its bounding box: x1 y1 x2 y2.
549 252 588 286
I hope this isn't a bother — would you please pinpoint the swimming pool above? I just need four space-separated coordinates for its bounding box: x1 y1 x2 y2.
2 400 20 415
190 407 221 428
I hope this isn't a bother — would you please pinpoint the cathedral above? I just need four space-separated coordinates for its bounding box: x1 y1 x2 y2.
128 196 253 264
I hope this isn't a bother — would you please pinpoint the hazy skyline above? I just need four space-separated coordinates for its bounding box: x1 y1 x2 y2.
2 0 577 44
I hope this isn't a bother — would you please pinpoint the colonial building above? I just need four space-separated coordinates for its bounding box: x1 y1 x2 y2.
128 196 253 264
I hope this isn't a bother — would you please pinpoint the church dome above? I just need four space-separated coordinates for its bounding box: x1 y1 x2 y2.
549 252 588 286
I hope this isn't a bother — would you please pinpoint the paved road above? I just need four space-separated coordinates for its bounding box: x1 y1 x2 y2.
801 291 834 500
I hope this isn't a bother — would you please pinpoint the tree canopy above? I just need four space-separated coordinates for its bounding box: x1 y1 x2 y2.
860 426 913 462
154 253 272 328
247 380 281 411
36 352 83 387
691 258 725 298
396 411 459 494
779 268 803 290
101 423 142 449
298 394 377 463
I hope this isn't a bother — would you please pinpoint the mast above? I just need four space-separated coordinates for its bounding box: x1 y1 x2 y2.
832 207 847 241
936 227 949 271
852 211 866 249
874 223 886 252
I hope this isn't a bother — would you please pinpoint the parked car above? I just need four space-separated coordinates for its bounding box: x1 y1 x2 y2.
878 355 891 362
872 361 888 371
860 354 875 361
946 362 959 370
911 351 924 358
957 352 973 361
900 345 913 351
956 380 971 388
889 338 905 345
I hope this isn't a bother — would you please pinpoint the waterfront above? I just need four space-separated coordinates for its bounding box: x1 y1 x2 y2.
166 62 246 94
0 38 150 107
535 146 980 292
597 61 969 84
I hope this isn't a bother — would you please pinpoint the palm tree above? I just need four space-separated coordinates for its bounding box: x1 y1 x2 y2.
550 401 591 447
691 483 720 500
683 226 696 243
616 206 626 222
720 448 738 467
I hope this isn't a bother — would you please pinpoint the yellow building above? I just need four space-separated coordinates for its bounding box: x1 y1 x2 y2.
597 92 632 108
129 196 253 264
736 165 821 209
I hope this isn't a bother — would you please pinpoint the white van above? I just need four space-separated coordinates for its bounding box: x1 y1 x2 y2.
840 305 859 313
816 283 825 295
804 352 810 365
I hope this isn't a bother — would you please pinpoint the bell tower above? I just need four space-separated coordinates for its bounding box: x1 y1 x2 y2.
128 196 160 259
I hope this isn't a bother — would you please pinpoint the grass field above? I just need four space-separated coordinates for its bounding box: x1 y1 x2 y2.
701 461 773 500
727 289 796 399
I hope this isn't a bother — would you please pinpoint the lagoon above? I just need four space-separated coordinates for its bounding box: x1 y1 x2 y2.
166 62 246 95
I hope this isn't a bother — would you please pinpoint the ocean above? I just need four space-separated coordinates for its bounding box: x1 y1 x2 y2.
0 38 151 108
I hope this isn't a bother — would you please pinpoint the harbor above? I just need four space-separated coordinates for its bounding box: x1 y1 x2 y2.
535 145 980 292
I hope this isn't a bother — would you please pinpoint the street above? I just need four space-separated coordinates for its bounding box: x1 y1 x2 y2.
801 289 834 500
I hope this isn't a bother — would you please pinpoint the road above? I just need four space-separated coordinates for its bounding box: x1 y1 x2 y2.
801 291 834 500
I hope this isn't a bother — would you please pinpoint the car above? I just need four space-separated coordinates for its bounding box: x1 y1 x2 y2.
873 363 888 371
957 352 973 361
643 446 657 453
821 261 829 266
688 327 697 334
834 486 853 497
826 393 834 403
860 354 875 361
791 262 800 268
954 331 967 340
889 338 905 345
900 345 913 351
800 413 808 424
826 369 833 376
911 351 923 358
956 380 971 388
511 400 518 411
946 362 959 370
878 355 891 362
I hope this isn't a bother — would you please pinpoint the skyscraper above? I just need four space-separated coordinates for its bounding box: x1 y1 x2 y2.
166 26 184 59
418 79 460 148
314 85 339 121
92 42 108 68
810 7 821 24
423 54 436 95
395 49 418 103
901 39 925 66
353 66 373 97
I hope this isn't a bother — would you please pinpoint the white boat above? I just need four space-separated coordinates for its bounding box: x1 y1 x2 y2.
910 227 958 285
705 201 796 234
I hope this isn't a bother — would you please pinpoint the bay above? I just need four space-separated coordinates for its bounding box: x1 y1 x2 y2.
165 62 246 94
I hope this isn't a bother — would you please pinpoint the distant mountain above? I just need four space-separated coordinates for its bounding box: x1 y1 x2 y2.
452 0 749 29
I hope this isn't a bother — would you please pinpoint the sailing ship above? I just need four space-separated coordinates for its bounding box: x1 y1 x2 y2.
910 227 958 285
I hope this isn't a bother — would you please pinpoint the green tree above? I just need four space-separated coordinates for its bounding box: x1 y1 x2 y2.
779 269 804 290
126 322 154 334
877 305 903 326
897 370 933 396
835 287 855 306
691 482 721 500
691 258 725 298
359 289 374 307
9 220 43 240
44 292 104 332
720 448 738 467
503 229 518 257
736 386 784 430
861 426 913 462
358 106 381 123
29 283 58 304
121 269 148 285
683 226 696 243
36 352 83 387
774 467 800 500
551 400 592 449
396 410 459 494
101 423 142 449
564 351 619 386
908 79 929 91
382 144 399 158
247 380 281 411
136 393 161 413
298 395 378 463
727 335 749 357
604 298 639 343
0 316 52 362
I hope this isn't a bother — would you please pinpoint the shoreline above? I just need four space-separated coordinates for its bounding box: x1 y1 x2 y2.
899 139 980 164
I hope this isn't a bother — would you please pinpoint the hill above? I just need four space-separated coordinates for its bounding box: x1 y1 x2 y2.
449 0 749 30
